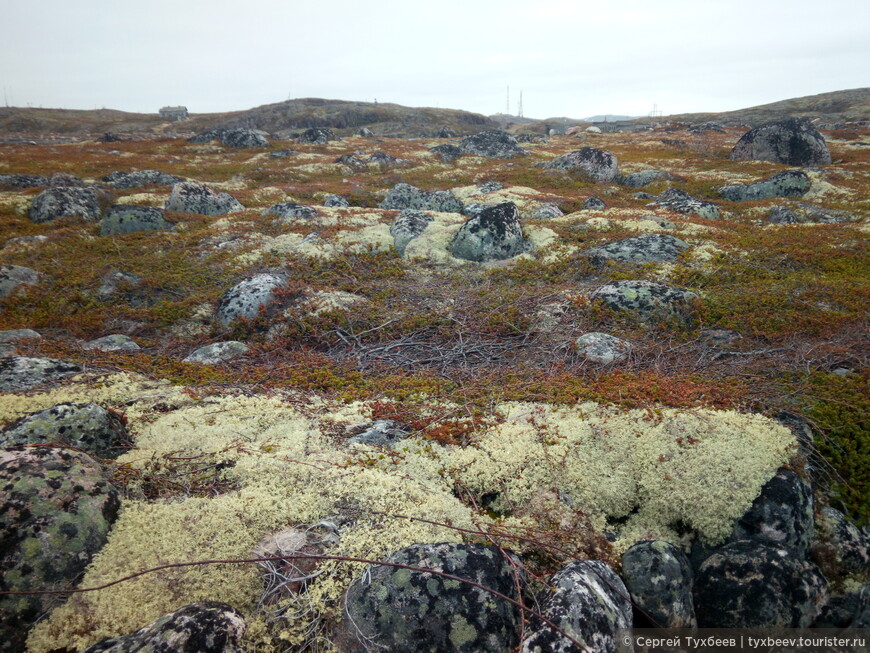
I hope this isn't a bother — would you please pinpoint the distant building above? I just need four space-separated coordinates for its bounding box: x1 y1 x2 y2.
159 106 189 121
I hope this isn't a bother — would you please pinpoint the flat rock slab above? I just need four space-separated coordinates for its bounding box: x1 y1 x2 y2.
652 188 720 220
718 170 811 201
0 357 81 393
379 183 464 213
0 265 40 299
102 170 182 189
101 205 173 236
82 334 141 352
184 341 250 364
583 233 690 266
590 280 698 323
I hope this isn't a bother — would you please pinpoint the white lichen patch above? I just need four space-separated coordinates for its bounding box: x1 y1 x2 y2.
299 290 368 316
23 384 796 652
115 192 167 207
804 170 855 200
294 163 351 176
234 223 394 265
0 192 31 216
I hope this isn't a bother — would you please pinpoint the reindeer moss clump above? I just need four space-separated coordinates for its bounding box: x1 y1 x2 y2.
26 389 795 651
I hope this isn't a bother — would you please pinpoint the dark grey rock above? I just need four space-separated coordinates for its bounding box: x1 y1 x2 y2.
0 329 40 344
97 270 144 298
339 542 525 653
544 148 619 183
730 118 831 166
269 148 297 158
336 154 368 171
619 169 676 188
323 194 350 207
689 122 725 133
379 183 464 214
532 204 563 220
731 468 814 554
430 144 462 163
477 181 504 194
220 128 269 148
347 419 412 447
100 205 173 236
652 188 720 220
631 192 656 200
462 203 488 219
368 152 408 169
449 202 527 263
82 601 247 653
521 560 632 653
215 273 286 327
390 210 434 256
794 202 855 224
768 206 799 224
814 585 870 628
718 170 811 201
101 170 182 189
48 173 86 187
0 265 40 299
0 174 49 189
694 541 828 627
0 447 120 653
583 233 690 266
813 507 870 576
574 332 631 365
590 280 698 323
297 128 339 145
622 540 696 628
184 341 250 365
0 403 129 459
0 357 81 393
164 182 243 216
357 127 374 137
516 134 548 143
82 334 141 352
28 187 102 223
458 130 528 158
264 202 319 221
187 130 222 144
437 127 458 138
582 197 606 210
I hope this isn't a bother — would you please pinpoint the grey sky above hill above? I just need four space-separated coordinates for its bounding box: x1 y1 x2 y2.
1 0 867 120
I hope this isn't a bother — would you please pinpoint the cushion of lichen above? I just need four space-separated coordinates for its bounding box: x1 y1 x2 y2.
22 382 795 651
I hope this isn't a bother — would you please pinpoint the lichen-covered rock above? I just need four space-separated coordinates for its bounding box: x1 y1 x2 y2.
0 356 81 393
532 203 563 220
184 341 250 365
582 197 606 210
590 280 698 323
477 181 504 194
323 194 349 207
621 541 696 628
449 202 527 263
49 172 85 187
0 265 40 299
582 233 690 266
768 205 799 224
263 202 318 221
544 148 619 183
357 127 374 137
100 205 173 236
730 468 814 554
82 334 141 352
694 541 828 627
335 154 368 171
368 152 408 169
430 143 462 163
97 270 144 298
0 174 49 189
220 128 269 148
619 169 676 188
390 210 434 256
718 170 811 201
0 329 40 344
437 127 458 138
0 447 120 653
521 560 632 653
187 130 221 144
729 118 831 165
652 188 720 220
81 601 247 653
813 585 870 628
215 273 286 327
338 542 525 653
164 182 243 216
101 170 182 189
0 403 129 458
379 183 464 214
297 128 339 144
813 506 870 577
347 419 412 447
793 201 855 224
575 333 631 365
28 186 102 223
458 130 528 158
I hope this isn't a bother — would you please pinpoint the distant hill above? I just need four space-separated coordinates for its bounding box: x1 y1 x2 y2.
0 99 498 138
664 88 870 126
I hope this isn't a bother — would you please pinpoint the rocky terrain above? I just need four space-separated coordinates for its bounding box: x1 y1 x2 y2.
0 114 868 652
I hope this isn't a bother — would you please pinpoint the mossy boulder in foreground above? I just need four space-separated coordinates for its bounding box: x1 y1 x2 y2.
449 202 527 262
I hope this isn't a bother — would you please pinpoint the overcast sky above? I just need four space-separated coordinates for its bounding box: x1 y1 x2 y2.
1 0 867 120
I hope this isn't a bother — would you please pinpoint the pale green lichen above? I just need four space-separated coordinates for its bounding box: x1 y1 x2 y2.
23 387 796 652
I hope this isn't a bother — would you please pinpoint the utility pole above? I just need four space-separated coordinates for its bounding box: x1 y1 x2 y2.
506 86 510 115
518 91 523 118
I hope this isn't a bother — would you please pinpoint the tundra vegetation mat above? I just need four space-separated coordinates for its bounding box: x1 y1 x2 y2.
0 123 868 651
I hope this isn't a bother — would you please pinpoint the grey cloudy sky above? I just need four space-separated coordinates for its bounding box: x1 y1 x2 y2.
1 0 867 119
